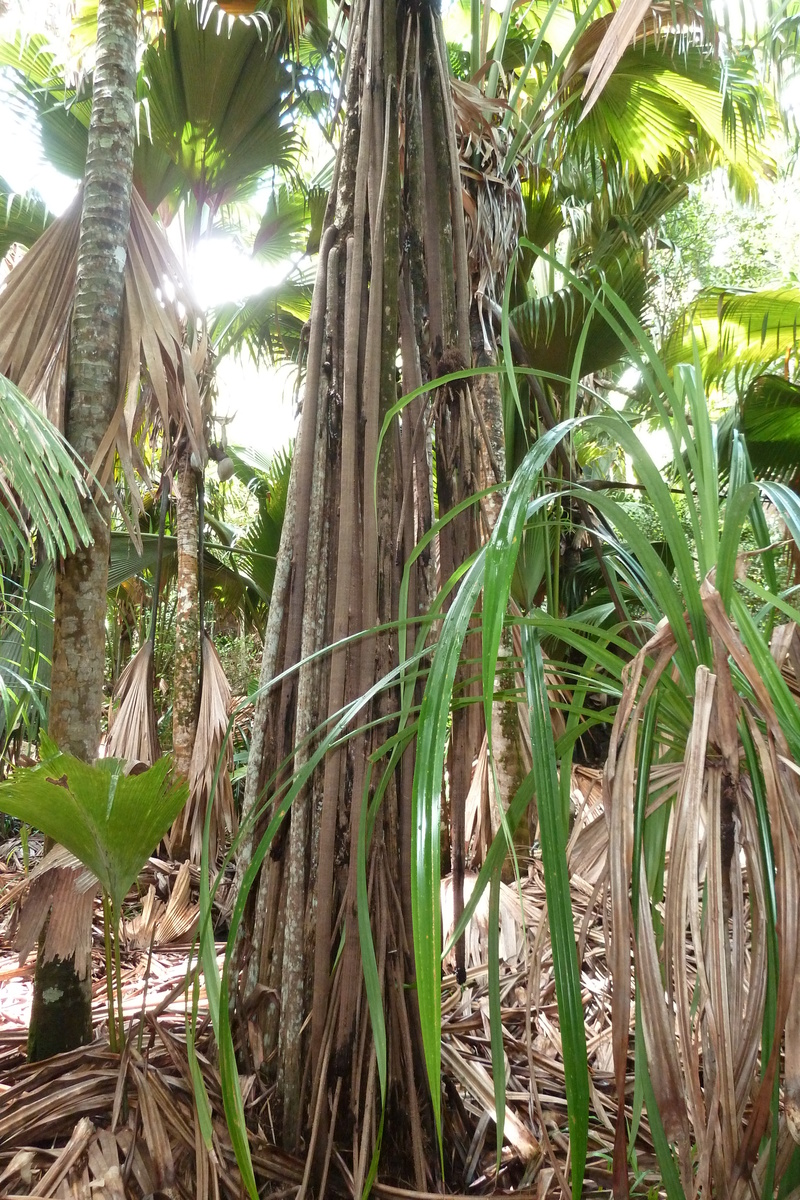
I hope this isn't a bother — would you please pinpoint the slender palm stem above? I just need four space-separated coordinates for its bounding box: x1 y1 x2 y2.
112 898 126 1052
102 889 117 1053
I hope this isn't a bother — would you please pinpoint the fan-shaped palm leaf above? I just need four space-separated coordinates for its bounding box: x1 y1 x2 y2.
578 0 668 118
0 562 54 754
511 179 683 378
70 0 328 61
107 524 277 625
560 44 773 199
1 1 303 218
0 734 188 912
739 374 800 477
211 273 312 364
252 182 325 263
714 374 800 481
511 247 647 377
664 285 800 387
105 641 161 768
0 34 91 179
138 0 298 214
0 187 207 515
227 442 291 601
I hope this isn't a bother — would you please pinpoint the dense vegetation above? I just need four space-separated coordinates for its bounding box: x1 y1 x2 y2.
2 0 800 1196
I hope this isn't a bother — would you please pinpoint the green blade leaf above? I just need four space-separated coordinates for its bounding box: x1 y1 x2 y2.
520 626 589 1198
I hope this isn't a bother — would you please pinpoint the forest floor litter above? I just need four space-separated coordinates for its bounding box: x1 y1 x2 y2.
0 768 661 1199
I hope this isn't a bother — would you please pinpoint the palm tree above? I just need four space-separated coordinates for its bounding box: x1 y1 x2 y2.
0 0 788 1183
225 0 758 1166
220 0 779 1189
0 0 305 860
25 0 140 1061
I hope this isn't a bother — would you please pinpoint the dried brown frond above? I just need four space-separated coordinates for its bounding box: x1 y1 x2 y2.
14 846 98 980
169 634 236 865
439 777 625 1192
452 79 524 303
0 775 630 1197
464 639 568 871
604 584 800 1195
0 886 304 1199
442 869 537 974
0 187 208 540
123 862 198 949
104 640 160 769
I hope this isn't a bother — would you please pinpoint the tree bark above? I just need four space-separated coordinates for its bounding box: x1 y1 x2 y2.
233 0 488 1182
171 449 200 784
28 0 137 1062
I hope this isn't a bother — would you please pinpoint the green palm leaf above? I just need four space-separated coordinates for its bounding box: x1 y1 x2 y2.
0 180 53 257
138 0 298 212
252 184 314 264
715 374 800 481
211 274 312 364
0 34 91 179
227 443 291 602
0 562 54 751
0 734 188 911
0 372 92 564
559 43 772 198
511 179 687 378
510 247 646 377
664 286 800 386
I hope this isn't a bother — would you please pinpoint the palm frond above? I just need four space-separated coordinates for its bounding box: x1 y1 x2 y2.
512 179 682 378
0 180 54 259
210 273 312 364
0 188 208 519
137 0 298 213
169 632 235 864
0 34 91 179
714 374 800 481
510 251 645 377
663 285 800 388
105 641 161 768
0 372 92 564
227 442 291 602
0 563 54 753
558 41 774 200
252 183 319 264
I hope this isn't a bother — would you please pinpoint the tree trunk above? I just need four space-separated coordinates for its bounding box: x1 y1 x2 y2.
234 0 499 1181
171 448 200 785
28 0 137 1063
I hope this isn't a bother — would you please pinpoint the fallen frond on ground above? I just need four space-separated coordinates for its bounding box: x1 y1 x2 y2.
0 773 653 1199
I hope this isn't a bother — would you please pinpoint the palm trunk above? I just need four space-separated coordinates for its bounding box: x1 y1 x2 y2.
28 0 137 1063
234 0 499 1180
171 448 200 784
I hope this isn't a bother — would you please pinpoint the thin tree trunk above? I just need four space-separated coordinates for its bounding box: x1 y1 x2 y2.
29 0 138 1062
171 448 200 784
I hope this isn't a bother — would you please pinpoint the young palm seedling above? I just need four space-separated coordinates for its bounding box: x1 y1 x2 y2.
0 736 187 1051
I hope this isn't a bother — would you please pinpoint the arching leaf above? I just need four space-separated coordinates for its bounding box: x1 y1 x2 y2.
0 180 53 258
0 372 92 564
0 736 188 911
